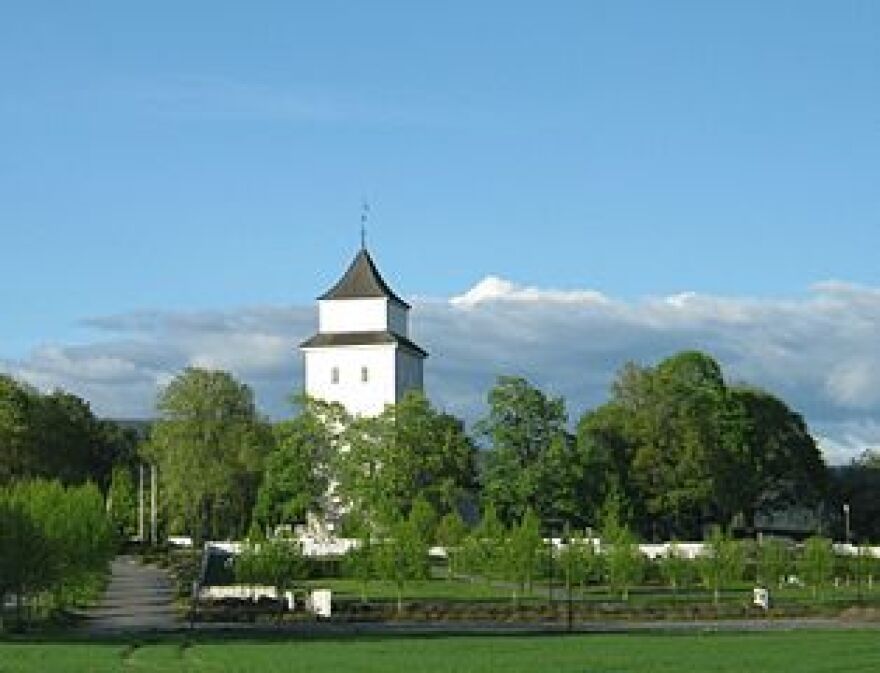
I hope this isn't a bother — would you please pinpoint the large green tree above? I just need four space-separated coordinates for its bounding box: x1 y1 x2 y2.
0 375 138 489
144 368 271 543
718 386 827 532
577 352 827 539
253 397 348 529
0 375 36 485
337 391 476 524
479 376 581 526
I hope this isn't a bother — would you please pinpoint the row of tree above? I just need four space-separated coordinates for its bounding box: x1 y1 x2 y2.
0 349 849 546
482 352 828 539
0 374 140 490
0 479 117 628
229 496 872 618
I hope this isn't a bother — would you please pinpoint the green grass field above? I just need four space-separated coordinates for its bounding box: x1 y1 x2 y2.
2 631 879 672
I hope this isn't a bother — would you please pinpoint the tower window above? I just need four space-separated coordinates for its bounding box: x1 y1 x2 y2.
331 366 339 384
361 366 369 383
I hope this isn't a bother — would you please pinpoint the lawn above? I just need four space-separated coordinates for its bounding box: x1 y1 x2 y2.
2 631 879 672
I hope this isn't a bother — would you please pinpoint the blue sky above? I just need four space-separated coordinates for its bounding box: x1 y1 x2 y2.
2 3 880 460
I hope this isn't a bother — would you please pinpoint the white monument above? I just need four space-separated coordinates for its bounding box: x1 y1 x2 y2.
300 245 427 417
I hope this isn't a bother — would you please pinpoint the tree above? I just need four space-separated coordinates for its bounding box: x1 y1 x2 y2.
830 453 880 542
479 376 577 526
408 494 438 546
0 479 116 627
603 522 643 601
461 503 506 587
0 376 37 485
601 490 643 601
345 535 375 603
718 387 827 532
373 513 429 614
576 352 829 540
436 510 468 579
699 526 744 606
144 368 271 544
1 375 142 492
558 531 598 599
800 536 834 600
576 402 641 530
337 392 476 524
756 538 791 589
107 465 137 538
503 508 542 604
236 537 308 622
253 397 347 529
0 498 52 630
658 542 694 597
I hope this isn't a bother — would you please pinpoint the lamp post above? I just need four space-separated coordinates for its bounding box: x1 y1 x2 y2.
843 503 851 545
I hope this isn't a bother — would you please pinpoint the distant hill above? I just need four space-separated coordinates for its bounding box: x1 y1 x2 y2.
107 418 154 439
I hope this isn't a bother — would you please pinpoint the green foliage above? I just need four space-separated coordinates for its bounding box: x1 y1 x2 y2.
831 454 880 542
236 537 309 619
558 530 602 596
602 516 643 601
436 510 468 578
756 538 791 588
576 352 828 539
106 465 137 538
658 542 695 593
800 536 834 600
0 479 116 628
253 397 347 528
343 534 375 603
372 512 430 614
409 494 438 545
461 503 506 585
144 368 272 544
337 392 477 524
699 527 744 605
0 375 139 489
479 376 582 526
503 508 542 603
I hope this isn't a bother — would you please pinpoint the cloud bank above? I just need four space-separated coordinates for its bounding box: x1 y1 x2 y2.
4 278 880 465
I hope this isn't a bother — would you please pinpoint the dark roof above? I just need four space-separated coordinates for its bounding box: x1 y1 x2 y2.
318 248 410 308
300 330 428 358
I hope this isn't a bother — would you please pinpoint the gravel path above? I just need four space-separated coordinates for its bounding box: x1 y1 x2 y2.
80 555 179 634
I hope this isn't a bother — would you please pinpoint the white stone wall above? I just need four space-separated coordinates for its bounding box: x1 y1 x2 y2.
304 345 398 417
318 298 389 333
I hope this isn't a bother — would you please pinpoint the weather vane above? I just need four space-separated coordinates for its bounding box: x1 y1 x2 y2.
360 200 370 249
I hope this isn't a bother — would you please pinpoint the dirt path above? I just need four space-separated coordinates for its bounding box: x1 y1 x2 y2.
81 555 180 634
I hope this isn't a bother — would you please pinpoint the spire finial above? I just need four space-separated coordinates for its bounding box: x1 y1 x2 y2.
360 200 370 250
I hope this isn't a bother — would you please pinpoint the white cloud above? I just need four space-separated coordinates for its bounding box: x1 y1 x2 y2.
451 276 610 307
3 277 880 464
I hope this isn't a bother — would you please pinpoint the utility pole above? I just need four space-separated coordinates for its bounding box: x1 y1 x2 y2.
150 463 158 546
138 463 145 542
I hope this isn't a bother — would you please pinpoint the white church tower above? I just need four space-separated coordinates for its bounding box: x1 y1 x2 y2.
300 246 427 416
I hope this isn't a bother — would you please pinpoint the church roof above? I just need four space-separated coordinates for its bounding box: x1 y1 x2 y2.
299 330 428 358
318 248 410 308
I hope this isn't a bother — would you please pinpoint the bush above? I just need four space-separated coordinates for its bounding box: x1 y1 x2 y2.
0 479 116 629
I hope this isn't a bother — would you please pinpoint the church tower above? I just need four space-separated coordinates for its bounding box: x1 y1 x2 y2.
300 247 427 416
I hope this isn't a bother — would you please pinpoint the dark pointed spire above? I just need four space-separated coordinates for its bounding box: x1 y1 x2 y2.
318 248 410 308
